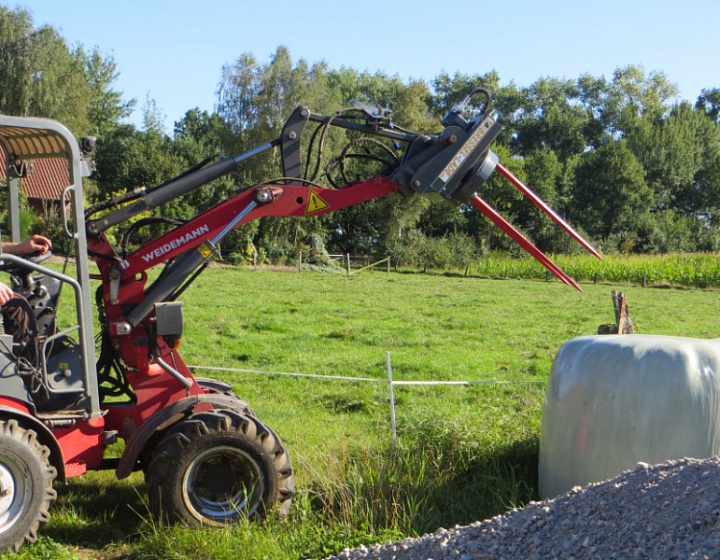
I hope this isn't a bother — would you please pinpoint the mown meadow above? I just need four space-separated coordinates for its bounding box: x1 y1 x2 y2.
7 253 720 559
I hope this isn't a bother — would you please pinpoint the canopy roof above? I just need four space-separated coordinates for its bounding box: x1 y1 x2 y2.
0 118 73 160
0 115 83 186
0 126 69 157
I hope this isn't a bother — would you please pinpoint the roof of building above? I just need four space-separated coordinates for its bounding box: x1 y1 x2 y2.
0 151 70 201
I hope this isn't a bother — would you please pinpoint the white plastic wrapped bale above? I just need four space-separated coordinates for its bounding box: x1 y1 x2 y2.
539 334 720 499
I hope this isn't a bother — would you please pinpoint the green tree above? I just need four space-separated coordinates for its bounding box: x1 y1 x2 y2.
603 65 678 137
25 25 91 133
217 47 448 260
329 67 405 109
517 148 577 252
92 108 246 254
431 70 503 117
391 79 437 133
0 6 130 136
218 47 348 260
571 140 652 245
93 124 184 197
0 6 37 117
511 77 588 163
696 88 720 123
575 73 612 148
625 101 719 211
84 48 134 136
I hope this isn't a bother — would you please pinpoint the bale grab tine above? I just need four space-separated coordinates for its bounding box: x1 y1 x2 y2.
469 194 582 292
495 161 602 260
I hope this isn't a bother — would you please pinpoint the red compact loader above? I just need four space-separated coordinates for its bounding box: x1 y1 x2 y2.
0 88 598 551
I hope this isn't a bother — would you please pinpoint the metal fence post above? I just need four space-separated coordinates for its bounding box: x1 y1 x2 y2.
386 351 397 443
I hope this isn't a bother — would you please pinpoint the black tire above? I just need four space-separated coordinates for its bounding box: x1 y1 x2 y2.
146 409 293 526
0 420 57 553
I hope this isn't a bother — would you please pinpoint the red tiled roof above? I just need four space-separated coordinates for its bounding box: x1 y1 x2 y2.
0 151 70 201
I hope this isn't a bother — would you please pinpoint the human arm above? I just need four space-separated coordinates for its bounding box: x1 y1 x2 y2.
0 235 51 306
0 283 13 306
1 234 52 256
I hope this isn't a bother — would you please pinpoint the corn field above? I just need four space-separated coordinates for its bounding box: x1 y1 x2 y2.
466 253 720 288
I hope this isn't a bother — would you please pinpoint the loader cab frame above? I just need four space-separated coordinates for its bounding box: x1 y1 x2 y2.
0 116 100 418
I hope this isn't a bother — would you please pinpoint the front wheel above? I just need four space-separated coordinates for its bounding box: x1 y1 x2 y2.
146 409 293 525
0 420 57 553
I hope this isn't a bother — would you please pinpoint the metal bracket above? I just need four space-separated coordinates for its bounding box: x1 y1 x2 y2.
280 106 310 182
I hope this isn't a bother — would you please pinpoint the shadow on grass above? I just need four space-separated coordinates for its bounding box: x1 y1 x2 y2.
45 473 148 550
413 437 540 533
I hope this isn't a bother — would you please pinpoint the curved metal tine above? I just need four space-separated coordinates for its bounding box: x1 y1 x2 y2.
495 162 602 260
469 194 582 292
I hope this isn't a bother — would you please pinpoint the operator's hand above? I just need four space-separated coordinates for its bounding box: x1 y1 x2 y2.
8 234 52 256
0 282 13 306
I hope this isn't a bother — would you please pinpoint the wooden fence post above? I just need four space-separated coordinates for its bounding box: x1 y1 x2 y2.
597 291 634 334
613 291 634 334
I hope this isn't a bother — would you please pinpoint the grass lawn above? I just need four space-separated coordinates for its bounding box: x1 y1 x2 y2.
7 265 720 559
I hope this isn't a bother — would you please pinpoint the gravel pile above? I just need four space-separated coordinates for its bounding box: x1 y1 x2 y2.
326 457 720 560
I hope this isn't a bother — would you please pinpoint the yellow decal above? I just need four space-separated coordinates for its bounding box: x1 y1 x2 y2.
198 242 214 258
306 191 330 214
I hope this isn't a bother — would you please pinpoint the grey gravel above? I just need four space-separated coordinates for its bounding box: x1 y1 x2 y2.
325 456 720 560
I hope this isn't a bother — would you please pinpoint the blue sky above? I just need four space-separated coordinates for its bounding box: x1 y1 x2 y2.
21 0 720 131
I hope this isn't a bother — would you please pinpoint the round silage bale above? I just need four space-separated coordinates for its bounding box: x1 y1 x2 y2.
539 334 720 498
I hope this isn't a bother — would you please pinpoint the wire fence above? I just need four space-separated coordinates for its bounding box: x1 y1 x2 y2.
190 352 545 442
327 253 391 275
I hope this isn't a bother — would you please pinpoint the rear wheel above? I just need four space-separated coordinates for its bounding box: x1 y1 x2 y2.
146 409 293 525
0 420 57 553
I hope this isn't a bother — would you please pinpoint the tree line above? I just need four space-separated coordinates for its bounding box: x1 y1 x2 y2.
2 5 720 267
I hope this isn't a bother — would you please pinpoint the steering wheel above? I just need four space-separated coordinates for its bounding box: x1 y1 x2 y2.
0 250 53 273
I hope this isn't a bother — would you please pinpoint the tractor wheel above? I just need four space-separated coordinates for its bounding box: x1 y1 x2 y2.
0 420 57 553
146 409 293 526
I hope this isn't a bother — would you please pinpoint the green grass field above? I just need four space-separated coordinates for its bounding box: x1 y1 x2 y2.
7 262 720 559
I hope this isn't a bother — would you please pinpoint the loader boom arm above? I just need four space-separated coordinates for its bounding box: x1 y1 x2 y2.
87 90 600 340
